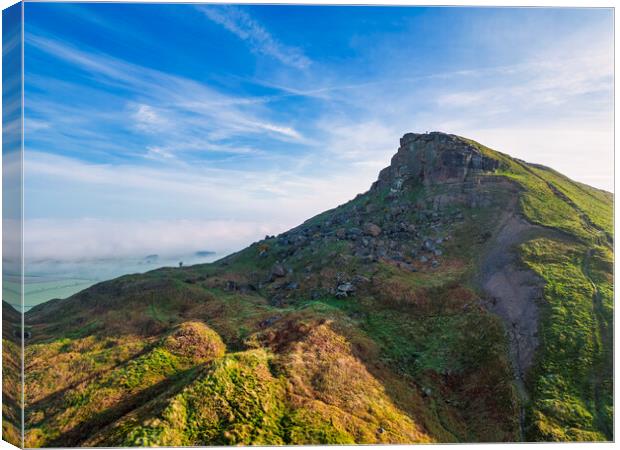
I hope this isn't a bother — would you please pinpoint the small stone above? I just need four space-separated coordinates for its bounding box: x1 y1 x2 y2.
347 227 363 239
423 239 435 251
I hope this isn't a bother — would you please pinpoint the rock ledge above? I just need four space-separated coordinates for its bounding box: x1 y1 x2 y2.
372 131 499 192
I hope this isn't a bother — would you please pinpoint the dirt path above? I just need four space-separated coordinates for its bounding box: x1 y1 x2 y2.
479 211 543 381
476 201 562 440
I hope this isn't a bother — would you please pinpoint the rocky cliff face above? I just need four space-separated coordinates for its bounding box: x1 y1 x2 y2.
372 132 499 192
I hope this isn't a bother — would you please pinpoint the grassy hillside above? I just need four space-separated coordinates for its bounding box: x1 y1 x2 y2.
18 133 612 445
463 137 613 441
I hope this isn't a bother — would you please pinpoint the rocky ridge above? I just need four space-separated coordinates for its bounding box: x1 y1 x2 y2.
373 131 499 191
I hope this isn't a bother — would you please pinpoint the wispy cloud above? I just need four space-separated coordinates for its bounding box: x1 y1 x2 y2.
197 5 311 70
435 56 613 115
132 104 168 132
26 31 307 164
145 146 176 161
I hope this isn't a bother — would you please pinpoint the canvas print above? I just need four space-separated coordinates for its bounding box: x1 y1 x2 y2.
1 2 614 447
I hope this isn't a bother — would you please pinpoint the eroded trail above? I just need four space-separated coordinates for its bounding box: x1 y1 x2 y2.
476 201 562 440
480 212 542 380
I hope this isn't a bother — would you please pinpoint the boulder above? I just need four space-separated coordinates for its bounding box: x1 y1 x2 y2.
336 282 355 298
271 263 287 278
363 223 382 237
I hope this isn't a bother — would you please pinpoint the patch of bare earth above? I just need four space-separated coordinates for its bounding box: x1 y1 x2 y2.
479 211 543 382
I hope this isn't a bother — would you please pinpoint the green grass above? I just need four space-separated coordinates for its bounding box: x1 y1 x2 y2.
291 285 519 443
376 260 465 290
120 347 366 446
460 137 610 243
520 238 611 441
528 165 612 236
25 322 226 447
123 349 288 446
2 336 22 448
100 321 438 446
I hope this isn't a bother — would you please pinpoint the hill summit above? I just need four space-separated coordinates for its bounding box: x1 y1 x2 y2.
5 132 613 446
374 131 499 190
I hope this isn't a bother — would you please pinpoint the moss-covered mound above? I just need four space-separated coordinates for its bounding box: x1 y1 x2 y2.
163 321 226 361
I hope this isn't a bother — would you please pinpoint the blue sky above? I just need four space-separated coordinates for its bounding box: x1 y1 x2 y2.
22 3 613 261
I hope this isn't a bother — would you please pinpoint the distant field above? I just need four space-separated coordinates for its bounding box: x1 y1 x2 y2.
25 278 97 310
4 278 97 312
3 252 222 312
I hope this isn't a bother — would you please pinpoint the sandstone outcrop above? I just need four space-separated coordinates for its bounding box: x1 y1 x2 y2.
372 132 499 192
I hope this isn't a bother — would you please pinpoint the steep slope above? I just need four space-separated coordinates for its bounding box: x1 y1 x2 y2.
20 132 613 446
